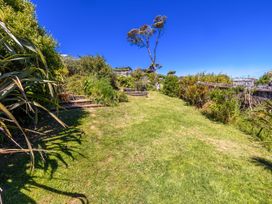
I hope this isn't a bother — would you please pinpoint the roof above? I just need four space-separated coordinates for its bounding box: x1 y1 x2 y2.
113 67 132 72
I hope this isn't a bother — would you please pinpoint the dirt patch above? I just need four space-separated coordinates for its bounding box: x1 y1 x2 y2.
100 155 114 164
203 137 264 158
207 138 241 153
190 128 264 158
90 125 96 130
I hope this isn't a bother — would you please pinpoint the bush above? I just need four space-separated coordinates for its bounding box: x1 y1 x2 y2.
117 76 135 88
65 74 87 95
63 55 118 88
236 101 272 150
84 75 118 106
180 76 209 107
179 73 232 107
202 89 240 123
146 72 159 90
131 68 145 80
183 84 209 107
122 68 160 91
162 74 180 97
117 92 129 102
135 76 149 91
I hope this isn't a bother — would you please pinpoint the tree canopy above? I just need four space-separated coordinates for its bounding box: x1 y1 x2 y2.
127 15 167 72
0 0 63 75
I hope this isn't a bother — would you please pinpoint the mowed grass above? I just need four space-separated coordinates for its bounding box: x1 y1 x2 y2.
4 92 272 203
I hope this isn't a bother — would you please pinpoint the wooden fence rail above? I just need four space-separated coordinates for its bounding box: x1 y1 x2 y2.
197 81 272 99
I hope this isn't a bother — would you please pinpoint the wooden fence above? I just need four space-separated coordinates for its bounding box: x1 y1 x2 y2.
197 81 272 100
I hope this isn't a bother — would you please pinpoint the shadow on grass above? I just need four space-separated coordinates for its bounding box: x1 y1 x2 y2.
0 109 89 204
251 157 272 172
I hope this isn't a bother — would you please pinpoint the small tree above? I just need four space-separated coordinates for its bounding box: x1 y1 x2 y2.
127 15 167 72
162 74 180 97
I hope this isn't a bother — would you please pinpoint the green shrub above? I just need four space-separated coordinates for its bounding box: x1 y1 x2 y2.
183 84 209 107
80 55 112 77
236 117 272 151
121 68 160 91
131 68 145 80
236 101 272 150
117 76 135 88
63 55 118 88
202 89 240 123
135 76 149 91
65 74 87 95
162 74 180 97
84 75 118 106
117 92 129 102
146 72 159 90
179 73 232 107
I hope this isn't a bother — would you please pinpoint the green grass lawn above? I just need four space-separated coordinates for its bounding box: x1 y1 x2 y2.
1 92 272 203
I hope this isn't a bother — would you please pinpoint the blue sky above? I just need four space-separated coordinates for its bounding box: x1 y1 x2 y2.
31 0 272 78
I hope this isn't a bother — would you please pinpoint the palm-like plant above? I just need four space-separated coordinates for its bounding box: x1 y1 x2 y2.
0 21 66 169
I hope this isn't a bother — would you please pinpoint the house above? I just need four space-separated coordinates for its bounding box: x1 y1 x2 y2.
113 67 132 77
233 78 257 88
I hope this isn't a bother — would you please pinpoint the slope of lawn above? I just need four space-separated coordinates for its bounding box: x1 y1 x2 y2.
1 92 272 203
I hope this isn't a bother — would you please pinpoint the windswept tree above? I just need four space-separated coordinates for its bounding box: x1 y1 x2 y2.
127 15 167 72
